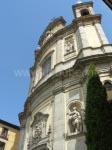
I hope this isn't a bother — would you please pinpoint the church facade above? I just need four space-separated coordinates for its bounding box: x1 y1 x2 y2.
18 1 112 150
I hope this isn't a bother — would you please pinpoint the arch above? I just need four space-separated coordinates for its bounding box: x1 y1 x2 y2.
67 100 82 113
66 101 83 135
104 80 112 89
80 9 90 16
104 80 112 101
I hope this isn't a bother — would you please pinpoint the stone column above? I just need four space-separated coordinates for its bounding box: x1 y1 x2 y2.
53 91 65 150
95 22 109 45
56 38 64 64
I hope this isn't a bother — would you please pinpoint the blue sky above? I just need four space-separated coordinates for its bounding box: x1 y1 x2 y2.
0 0 112 125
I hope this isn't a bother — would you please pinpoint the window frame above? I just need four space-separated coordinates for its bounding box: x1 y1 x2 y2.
0 141 5 150
104 80 112 101
42 56 52 77
104 81 112 90
0 127 8 140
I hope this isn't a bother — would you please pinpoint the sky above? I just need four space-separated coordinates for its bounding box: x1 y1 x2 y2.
0 0 112 126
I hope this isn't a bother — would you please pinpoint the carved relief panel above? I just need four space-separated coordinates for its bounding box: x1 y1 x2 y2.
64 35 76 54
31 112 49 139
28 112 50 150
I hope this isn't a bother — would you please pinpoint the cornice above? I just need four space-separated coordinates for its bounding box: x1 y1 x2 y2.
73 14 101 25
0 119 20 130
24 67 82 108
74 49 112 69
34 15 101 68
72 1 93 18
30 66 36 77
25 48 112 110
18 112 27 127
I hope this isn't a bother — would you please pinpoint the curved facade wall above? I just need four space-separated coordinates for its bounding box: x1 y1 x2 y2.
18 1 112 150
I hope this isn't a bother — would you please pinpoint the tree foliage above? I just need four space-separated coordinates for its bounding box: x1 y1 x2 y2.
85 64 112 150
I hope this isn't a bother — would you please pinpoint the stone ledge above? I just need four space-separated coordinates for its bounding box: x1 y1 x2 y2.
65 132 85 140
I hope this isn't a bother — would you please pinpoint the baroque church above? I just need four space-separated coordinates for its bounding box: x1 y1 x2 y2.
18 1 112 150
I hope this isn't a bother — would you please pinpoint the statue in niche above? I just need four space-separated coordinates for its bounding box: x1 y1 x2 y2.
66 42 74 53
68 107 82 134
65 36 75 54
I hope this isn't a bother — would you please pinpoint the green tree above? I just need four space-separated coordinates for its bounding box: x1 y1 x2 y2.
85 64 112 150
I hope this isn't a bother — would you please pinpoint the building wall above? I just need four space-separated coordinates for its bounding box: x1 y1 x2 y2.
18 1 112 150
0 123 19 150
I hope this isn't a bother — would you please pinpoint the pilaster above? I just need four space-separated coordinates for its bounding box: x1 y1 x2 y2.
94 22 109 45
18 112 27 150
77 24 89 49
56 38 64 63
53 92 65 150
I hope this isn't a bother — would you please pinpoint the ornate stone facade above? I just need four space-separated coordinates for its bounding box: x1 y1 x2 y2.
18 1 112 150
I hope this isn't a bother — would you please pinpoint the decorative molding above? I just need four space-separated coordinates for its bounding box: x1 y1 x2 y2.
18 112 27 127
28 112 49 150
28 136 49 150
65 132 85 140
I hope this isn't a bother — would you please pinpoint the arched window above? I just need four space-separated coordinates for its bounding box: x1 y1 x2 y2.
104 81 112 89
104 81 112 101
81 9 90 16
42 56 51 76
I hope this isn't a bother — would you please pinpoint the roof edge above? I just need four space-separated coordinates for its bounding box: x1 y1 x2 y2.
0 119 20 130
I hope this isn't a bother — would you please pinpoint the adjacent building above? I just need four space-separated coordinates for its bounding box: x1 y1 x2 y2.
103 0 112 9
0 119 20 150
18 1 112 150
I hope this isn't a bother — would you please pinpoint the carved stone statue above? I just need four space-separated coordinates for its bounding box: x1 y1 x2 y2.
65 42 74 53
68 107 82 134
28 112 50 150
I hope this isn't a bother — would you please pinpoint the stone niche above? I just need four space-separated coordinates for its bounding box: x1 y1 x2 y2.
28 112 50 150
66 101 85 136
